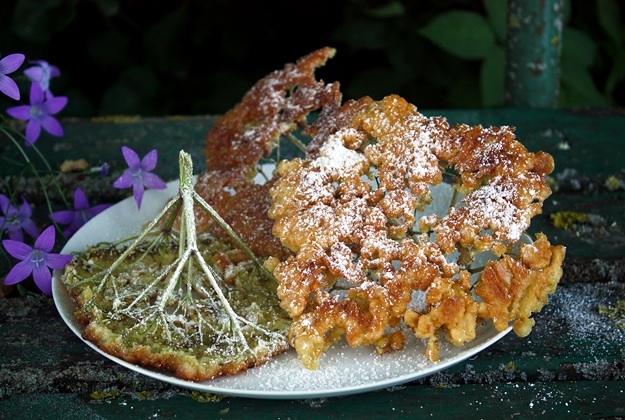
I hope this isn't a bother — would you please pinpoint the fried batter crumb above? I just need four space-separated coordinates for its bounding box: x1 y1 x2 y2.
267 93 565 368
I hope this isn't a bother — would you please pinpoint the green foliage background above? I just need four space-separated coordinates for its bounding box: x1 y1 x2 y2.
0 0 623 117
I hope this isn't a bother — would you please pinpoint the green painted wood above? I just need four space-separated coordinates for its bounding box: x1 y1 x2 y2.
5 108 621 181
0 116 218 180
505 0 564 107
1 381 624 418
3 109 623 182
1 109 623 416
1 282 623 415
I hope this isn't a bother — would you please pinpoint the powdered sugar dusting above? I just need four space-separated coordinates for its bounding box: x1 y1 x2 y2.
393 113 441 186
460 177 526 242
313 128 368 175
534 283 625 353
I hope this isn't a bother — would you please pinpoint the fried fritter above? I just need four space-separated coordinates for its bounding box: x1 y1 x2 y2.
267 94 565 369
475 233 565 337
194 47 341 259
62 232 291 382
67 47 564 377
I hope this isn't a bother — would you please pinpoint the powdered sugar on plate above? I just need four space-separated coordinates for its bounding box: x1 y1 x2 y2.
206 320 508 399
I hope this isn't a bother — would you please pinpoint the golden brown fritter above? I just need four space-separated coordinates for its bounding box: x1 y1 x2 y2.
475 233 565 337
194 47 341 259
62 48 566 381
267 94 565 369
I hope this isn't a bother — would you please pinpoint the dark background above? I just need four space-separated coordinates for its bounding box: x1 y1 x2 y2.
1 0 624 117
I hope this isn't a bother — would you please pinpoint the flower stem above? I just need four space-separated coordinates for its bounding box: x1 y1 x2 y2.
287 133 307 154
0 125 69 230
175 150 251 350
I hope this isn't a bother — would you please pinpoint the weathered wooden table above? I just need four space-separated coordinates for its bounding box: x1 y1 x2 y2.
1 108 624 418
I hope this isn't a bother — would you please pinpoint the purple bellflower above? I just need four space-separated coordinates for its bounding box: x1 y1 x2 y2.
24 60 60 94
5 82 68 145
2 225 73 295
113 146 167 209
50 187 111 237
0 194 39 242
0 53 25 100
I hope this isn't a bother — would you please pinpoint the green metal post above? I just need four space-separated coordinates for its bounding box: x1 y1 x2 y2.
505 0 563 107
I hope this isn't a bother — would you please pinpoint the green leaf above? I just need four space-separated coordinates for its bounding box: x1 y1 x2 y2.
89 0 120 17
483 0 507 42
597 0 623 46
561 28 597 69
345 67 403 102
447 76 482 108
480 46 505 107
88 32 129 68
561 30 605 106
562 0 572 24
63 88 95 118
419 11 496 60
99 66 159 114
561 67 610 107
366 0 406 19
12 0 78 43
606 51 625 95
333 20 388 50
143 5 190 76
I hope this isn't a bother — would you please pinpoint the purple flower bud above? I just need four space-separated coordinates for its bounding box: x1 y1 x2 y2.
23 60 60 94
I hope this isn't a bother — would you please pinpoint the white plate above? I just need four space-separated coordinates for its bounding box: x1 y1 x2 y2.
52 174 513 400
